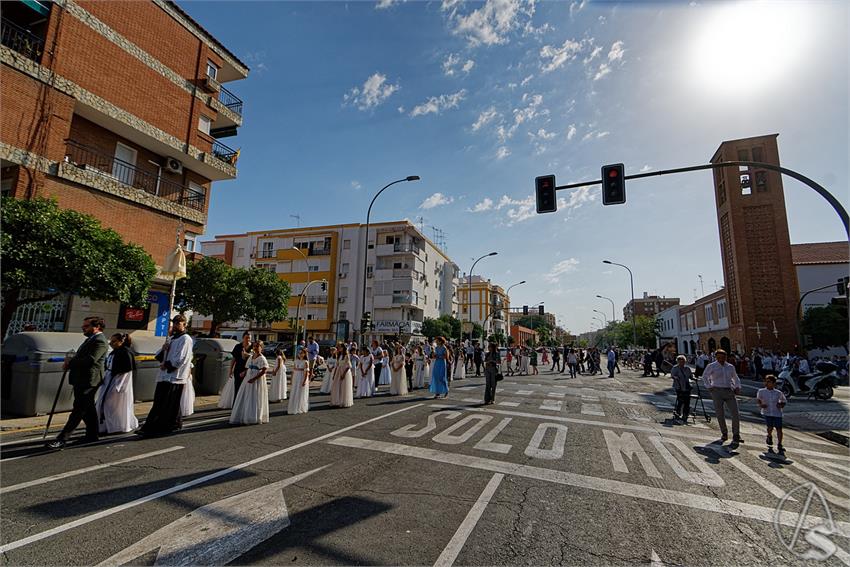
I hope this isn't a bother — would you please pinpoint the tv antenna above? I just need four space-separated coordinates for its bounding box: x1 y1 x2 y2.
290 214 301 227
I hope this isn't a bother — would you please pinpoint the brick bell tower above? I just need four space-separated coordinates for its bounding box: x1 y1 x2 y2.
711 134 800 353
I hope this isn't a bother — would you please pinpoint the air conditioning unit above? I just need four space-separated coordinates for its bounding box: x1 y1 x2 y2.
164 157 183 174
367 273 373 279
202 76 220 93
339 273 347 279
339 297 346 304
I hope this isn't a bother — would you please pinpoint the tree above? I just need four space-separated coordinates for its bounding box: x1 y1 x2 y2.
492 331 507 346
514 314 550 331
422 315 461 340
801 305 849 352
0 197 156 338
177 257 290 337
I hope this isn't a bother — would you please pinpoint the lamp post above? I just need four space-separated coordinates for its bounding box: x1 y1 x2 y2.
467 252 498 342
596 294 616 323
505 280 526 345
603 260 637 348
360 176 420 343
292 246 311 344
298 279 328 347
593 309 609 326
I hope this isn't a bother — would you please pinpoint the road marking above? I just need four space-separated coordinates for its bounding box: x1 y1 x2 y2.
581 403 605 417
497 401 520 408
97 467 321 566
546 392 566 399
0 446 184 495
516 390 533 396
427 403 849 460
433 473 504 567
0 404 424 554
651 549 666 567
703 446 789 500
328 436 850 535
473 418 513 455
539 400 563 412
462 398 482 403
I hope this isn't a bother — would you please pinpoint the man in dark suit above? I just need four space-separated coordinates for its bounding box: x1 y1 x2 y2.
47 316 108 449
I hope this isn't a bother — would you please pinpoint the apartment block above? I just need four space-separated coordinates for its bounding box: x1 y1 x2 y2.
199 221 460 342
458 275 510 340
623 293 680 320
1 0 247 335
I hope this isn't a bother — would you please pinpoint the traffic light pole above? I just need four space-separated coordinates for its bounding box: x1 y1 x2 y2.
553 161 849 237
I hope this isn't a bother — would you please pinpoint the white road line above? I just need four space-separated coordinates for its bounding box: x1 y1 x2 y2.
546 392 566 399
581 403 605 417
433 473 504 567
703 446 789 500
515 390 533 396
328 436 850 535
0 404 424 554
497 402 520 408
427 403 849 460
1 446 184 495
462 398 482 404
539 400 563 412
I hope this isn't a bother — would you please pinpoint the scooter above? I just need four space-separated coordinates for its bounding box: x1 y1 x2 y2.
776 361 839 400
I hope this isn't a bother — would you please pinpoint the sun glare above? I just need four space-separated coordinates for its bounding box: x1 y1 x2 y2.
689 2 811 99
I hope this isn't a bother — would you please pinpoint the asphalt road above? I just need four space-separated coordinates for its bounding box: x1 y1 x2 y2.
2 365 849 566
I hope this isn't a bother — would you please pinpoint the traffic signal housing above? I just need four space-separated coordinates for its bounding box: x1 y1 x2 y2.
523 305 529 316
535 174 557 213
538 305 545 316
601 163 626 205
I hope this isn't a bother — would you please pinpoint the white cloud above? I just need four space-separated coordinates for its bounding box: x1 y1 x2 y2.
419 192 454 209
593 64 611 81
545 258 579 283
640 164 652 172
504 195 536 225
397 106 405 113
608 40 625 62
410 89 467 117
462 59 475 73
445 0 535 47
496 146 511 160
343 72 400 110
598 15 607 24
596 131 609 138
581 128 609 141
540 39 582 73
495 94 545 143
468 197 494 212
569 0 587 19
561 186 597 212
566 124 577 140
472 106 498 131
530 128 556 140
520 74 534 86
375 0 400 8
583 45 603 65
442 53 460 76
351 180 362 190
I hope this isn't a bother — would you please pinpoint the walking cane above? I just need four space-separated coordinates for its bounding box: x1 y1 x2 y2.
43 350 75 439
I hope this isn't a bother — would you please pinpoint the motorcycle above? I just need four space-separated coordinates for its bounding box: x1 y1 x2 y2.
776 361 839 400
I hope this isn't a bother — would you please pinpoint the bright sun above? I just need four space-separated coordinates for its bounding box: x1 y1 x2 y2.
689 1 811 99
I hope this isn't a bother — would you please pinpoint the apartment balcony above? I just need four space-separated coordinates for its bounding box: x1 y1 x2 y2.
209 84 244 135
211 139 239 166
1 16 43 62
62 140 204 212
375 242 421 256
218 84 243 116
308 246 332 256
306 296 328 305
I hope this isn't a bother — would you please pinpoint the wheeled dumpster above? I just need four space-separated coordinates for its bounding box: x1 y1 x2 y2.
128 335 167 402
192 338 237 395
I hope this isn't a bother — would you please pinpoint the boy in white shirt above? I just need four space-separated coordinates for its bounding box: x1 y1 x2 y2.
756 375 787 454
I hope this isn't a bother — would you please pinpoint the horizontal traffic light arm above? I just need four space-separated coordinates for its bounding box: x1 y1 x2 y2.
552 161 848 237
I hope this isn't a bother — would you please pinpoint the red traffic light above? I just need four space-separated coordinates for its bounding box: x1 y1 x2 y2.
608 169 619 178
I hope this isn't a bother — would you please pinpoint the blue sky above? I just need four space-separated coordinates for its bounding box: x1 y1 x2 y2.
190 0 848 334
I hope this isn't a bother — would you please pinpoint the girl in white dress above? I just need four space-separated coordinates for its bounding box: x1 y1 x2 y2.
287 348 310 415
356 347 374 398
269 348 287 402
454 349 466 380
330 344 355 408
96 334 138 434
520 348 530 375
321 347 336 395
378 349 392 386
181 362 195 417
217 376 234 409
412 346 426 389
229 341 270 425
390 346 409 395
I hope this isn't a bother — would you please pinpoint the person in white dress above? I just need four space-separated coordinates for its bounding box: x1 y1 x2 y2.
287 348 310 415
454 348 466 380
520 348 530 375
321 347 336 395
356 347 374 398
269 348 288 402
378 349 392 387
412 346 427 389
181 362 196 417
96 333 139 434
389 346 409 395
330 344 355 408
229 341 270 425
217 375 234 409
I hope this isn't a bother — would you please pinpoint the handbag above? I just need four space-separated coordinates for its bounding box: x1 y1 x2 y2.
496 372 504 382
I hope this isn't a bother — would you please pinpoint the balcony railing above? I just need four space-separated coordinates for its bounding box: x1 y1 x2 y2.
393 243 420 254
212 139 239 165
306 296 328 305
1 17 44 61
218 84 243 116
64 140 204 211
308 246 332 256
392 294 418 305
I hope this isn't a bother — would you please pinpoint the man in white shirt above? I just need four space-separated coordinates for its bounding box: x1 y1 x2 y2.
702 349 742 445
140 314 194 436
695 351 710 378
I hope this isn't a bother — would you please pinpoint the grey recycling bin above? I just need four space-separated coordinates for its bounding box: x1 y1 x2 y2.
128 335 167 403
192 338 237 395
1 332 91 417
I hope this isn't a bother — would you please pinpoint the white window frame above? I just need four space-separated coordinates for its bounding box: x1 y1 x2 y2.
198 115 212 135
184 232 198 252
206 60 219 80
343 239 351 250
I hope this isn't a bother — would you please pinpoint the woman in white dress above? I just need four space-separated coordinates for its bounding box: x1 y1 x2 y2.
356 347 374 398
217 375 234 409
330 343 354 408
321 347 336 395
229 341 270 425
181 362 196 417
454 348 466 381
520 348 530 375
96 334 138 434
412 346 426 389
378 349 392 387
269 348 287 402
287 348 310 415
390 346 409 396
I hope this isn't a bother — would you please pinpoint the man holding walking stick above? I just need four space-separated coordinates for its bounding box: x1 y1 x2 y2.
46 317 108 449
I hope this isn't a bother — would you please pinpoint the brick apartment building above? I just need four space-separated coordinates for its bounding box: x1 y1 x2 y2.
1 0 247 335
623 293 680 320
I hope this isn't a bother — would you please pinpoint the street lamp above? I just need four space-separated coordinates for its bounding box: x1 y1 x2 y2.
603 260 637 348
292 246 312 343
596 294 616 323
505 280 526 345
593 309 609 326
360 176 421 342
467 252 498 341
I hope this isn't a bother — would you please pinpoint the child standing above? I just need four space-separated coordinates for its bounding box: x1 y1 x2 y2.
756 374 787 454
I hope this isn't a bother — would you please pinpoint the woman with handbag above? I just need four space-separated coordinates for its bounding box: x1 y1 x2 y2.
483 343 501 405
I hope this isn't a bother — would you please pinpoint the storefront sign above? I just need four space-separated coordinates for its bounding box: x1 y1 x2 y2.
374 320 423 335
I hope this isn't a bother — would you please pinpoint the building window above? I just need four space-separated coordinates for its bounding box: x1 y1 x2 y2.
393 262 402 269
113 142 138 186
206 60 219 80
187 182 206 205
737 148 749 171
198 115 212 135
755 171 768 192
184 232 198 252
751 147 763 163
340 311 347 320
366 265 373 278
342 263 350 273
343 239 351 250
308 265 319 272
237 247 245 258
717 180 726 206
261 241 274 258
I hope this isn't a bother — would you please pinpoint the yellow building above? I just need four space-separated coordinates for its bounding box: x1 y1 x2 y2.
458 275 510 340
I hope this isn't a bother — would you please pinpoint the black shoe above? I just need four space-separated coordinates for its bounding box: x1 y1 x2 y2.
46 438 66 450
767 446 775 454
777 445 785 455
720 434 728 442
733 437 743 444
766 434 773 446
